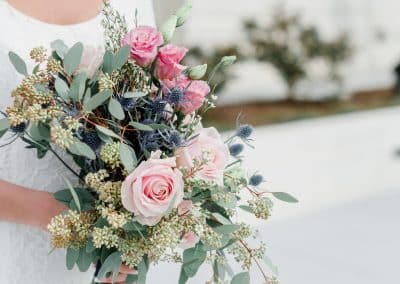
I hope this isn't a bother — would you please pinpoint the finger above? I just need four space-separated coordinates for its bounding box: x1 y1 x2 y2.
95 273 126 283
119 264 137 275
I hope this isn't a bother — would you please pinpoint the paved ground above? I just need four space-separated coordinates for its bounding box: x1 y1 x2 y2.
148 107 400 283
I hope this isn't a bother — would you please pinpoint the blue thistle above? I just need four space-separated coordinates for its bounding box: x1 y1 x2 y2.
151 99 167 115
10 122 27 133
82 132 102 150
167 131 183 147
236 124 253 139
229 143 244 157
167 87 185 105
120 98 135 111
249 174 264 187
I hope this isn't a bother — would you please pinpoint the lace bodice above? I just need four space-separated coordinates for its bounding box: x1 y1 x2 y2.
0 1 155 283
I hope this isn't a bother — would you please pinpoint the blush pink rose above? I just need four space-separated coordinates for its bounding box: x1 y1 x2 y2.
179 231 199 249
176 127 229 185
155 44 188 80
121 151 184 226
163 76 210 114
121 26 164 67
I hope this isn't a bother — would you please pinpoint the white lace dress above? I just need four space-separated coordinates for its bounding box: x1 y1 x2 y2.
0 1 155 283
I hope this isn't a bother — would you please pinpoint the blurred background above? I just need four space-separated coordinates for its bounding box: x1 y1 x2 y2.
151 1 400 283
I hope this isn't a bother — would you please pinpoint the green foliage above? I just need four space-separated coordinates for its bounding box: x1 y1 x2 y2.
8 51 28 76
83 90 112 112
55 77 70 100
64 42 84 75
271 192 298 203
119 143 137 173
68 140 96 160
51 39 68 58
180 243 207 282
231 272 250 284
160 15 178 43
109 98 125 120
97 251 122 280
54 187 95 211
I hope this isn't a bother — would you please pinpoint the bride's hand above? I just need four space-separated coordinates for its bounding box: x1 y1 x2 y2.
96 264 136 284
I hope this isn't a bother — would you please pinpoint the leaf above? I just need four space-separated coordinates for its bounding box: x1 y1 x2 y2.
69 72 87 102
66 248 79 270
64 42 84 75
113 45 131 70
76 248 94 272
51 39 68 58
239 205 253 213
0 118 9 138
271 192 298 203
182 243 207 277
54 187 94 210
63 176 81 212
211 213 231 225
263 254 279 276
97 251 122 279
175 3 192 27
95 125 120 139
129 121 153 131
29 123 50 142
213 224 241 235
126 275 139 284
54 77 70 100
123 91 147 98
178 268 189 284
109 98 125 120
86 238 96 253
231 272 250 284
83 90 112 112
8 52 27 75
102 50 114 74
137 258 148 284
119 143 137 173
68 140 96 160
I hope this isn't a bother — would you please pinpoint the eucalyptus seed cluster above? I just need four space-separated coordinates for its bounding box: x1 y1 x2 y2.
248 197 273 220
47 210 95 249
99 73 115 91
50 125 74 149
86 170 122 204
100 142 121 169
92 226 119 249
101 0 128 51
29 46 47 63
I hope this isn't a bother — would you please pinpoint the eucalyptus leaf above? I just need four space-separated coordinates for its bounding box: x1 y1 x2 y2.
271 192 298 203
69 72 87 102
211 213 231 225
182 243 207 277
103 50 114 74
97 251 122 279
95 125 120 139
63 176 81 212
113 45 131 70
137 258 148 284
213 224 241 235
54 77 70 100
83 90 112 112
109 98 125 120
8 51 27 75
119 143 137 173
263 254 279 276
66 248 79 270
68 140 96 160
64 42 84 75
51 39 68 58
126 275 139 284
0 118 10 138
231 272 250 284
239 205 253 213
129 121 153 131
76 248 94 272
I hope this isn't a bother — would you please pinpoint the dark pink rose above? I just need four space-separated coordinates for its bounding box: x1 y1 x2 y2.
155 44 188 80
121 26 164 67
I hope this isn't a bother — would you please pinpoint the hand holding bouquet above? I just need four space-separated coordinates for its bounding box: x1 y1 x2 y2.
0 2 297 283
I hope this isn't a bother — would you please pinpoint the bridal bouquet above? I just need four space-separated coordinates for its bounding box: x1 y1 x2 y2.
0 2 296 283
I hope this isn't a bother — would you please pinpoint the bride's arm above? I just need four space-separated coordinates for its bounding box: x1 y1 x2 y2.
0 179 66 230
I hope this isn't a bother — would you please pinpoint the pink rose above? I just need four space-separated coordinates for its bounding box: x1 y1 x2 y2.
179 231 199 249
163 76 210 114
178 200 193 216
121 26 164 67
155 44 188 80
176 127 229 185
78 45 104 78
121 151 184 226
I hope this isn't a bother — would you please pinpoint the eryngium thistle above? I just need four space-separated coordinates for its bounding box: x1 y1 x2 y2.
249 174 264 186
229 143 244 156
167 87 185 105
120 98 136 111
236 124 253 139
167 131 182 147
82 131 102 150
10 122 27 133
